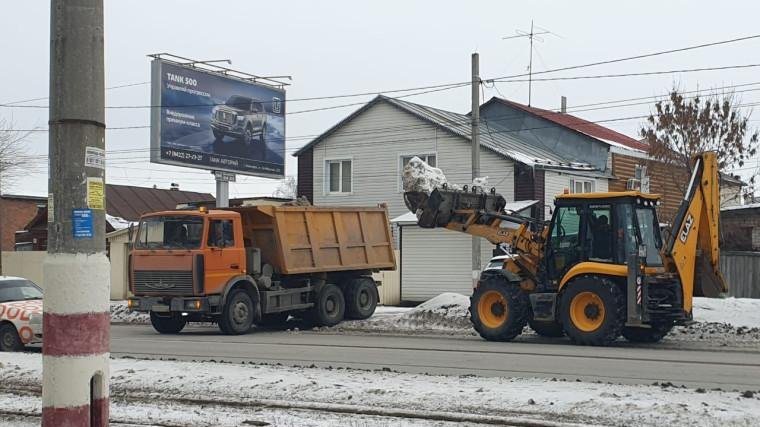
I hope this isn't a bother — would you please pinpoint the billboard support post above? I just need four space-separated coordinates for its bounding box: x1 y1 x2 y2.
216 177 229 208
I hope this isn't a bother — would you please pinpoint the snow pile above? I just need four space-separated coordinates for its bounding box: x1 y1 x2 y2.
401 156 451 193
692 297 760 329
2 353 760 427
110 301 149 324
471 175 489 189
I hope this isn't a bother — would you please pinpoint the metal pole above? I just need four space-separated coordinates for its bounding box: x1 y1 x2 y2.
216 177 230 208
528 20 534 106
44 0 110 425
471 52 481 288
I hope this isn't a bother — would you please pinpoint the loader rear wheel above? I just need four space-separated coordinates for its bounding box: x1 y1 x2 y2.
470 277 529 342
307 284 345 327
345 277 378 320
529 319 565 337
149 312 186 334
560 278 624 346
622 321 673 343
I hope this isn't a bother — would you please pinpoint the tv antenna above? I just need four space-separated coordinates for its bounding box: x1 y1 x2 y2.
502 21 559 106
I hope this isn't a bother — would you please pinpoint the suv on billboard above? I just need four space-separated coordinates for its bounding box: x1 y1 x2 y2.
211 95 268 145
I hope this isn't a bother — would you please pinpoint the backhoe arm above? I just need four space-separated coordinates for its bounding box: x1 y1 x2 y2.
664 152 727 302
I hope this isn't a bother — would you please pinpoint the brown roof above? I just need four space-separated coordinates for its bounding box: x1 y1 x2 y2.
106 184 213 221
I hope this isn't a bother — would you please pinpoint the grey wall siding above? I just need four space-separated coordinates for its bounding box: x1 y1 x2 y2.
400 226 495 302
480 102 610 172
312 101 515 221
720 251 760 298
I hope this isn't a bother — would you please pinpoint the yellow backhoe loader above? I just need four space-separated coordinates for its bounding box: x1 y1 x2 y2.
403 152 726 346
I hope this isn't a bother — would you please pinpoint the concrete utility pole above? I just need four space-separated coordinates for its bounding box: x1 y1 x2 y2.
471 52 481 288
44 0 110 426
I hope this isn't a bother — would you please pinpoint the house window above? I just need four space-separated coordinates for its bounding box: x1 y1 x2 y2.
327 160 352 193
571 179 594 193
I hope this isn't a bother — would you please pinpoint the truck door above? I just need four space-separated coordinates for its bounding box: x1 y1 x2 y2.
204 219 244 295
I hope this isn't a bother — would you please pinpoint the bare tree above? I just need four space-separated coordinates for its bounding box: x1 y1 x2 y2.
640 88 759 204
0 118 34 193
272 175 297 199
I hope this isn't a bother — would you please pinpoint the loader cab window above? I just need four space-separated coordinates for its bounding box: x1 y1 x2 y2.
615 203 637 263
207 220 235 248
586 205 613 262
547 205 583 280
636 206 663 266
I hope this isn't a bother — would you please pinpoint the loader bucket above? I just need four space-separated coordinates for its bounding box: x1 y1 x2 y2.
693 254 728 297
403 188 507 229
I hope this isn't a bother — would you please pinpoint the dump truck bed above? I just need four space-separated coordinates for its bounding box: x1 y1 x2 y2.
228 205 395 275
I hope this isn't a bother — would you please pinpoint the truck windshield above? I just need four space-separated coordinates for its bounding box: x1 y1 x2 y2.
135 215 204 249
636 207 663 266
225 95 252 109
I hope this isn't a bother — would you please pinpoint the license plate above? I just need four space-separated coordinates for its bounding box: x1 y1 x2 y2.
152 304 170 313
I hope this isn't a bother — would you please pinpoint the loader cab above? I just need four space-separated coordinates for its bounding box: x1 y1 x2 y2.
544 192 663 287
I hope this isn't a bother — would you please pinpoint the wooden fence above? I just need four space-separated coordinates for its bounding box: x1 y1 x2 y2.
721 251 760 298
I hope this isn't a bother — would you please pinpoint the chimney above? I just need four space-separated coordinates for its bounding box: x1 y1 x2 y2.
560 96 567 113
170 183 180 191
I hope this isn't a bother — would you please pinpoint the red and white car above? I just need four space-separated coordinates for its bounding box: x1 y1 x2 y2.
0 276 43 351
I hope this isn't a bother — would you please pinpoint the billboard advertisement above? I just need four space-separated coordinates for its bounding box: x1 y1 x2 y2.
150 59 286 178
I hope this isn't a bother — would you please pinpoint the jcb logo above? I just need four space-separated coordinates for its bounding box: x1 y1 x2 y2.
679 214 694 243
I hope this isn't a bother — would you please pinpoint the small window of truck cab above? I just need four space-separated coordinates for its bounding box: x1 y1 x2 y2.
207 219 235 248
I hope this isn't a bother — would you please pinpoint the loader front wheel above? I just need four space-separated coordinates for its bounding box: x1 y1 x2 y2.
622 321 673 343
560 277 624 346
470 277 529 341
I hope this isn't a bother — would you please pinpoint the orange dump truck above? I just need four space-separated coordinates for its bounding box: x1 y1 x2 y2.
127 205 395 334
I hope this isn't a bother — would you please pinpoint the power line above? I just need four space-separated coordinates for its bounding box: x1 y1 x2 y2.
0 81 150 106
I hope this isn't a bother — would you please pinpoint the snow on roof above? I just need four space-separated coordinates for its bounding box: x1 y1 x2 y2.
106 214 136 231
721 202 760 212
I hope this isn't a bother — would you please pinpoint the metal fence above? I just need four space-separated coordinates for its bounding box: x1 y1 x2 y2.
721 251 760 298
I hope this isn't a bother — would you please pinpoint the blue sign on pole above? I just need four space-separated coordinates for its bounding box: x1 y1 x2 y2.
72 209 93 239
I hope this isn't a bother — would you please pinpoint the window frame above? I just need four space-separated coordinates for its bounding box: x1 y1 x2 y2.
570 178 595 194
397 152 438 192
324 157 353 195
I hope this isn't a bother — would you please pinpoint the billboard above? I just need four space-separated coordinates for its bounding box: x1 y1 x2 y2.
150 59 286 178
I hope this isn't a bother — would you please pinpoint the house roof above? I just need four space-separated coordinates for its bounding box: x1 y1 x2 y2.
293 95 598 172
484 98 650 152
106 184 213 221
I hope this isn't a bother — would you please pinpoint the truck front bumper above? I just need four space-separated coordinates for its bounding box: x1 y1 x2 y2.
211 121 245 137
128 296 212 313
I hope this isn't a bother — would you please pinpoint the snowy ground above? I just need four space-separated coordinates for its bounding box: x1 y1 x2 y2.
1 352 759 427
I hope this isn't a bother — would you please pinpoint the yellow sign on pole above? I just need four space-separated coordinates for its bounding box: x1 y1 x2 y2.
87 177 105 210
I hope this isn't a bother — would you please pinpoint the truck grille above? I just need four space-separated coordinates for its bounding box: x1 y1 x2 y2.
216 110 236 124
133 270 193 295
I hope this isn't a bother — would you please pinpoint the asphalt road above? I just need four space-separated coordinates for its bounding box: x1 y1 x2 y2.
110 324 760 390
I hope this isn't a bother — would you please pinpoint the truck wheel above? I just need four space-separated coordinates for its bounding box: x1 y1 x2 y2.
529 318 565 337
256 313 290 330
149 312 186 334
212 129 224 142
0 323 24 351
469 277 529 341
622 321 673 343
344 277 378 320
219 289 256 335
259 123 267 144
560 278 624 346
307 284 345 327
243 125 254 145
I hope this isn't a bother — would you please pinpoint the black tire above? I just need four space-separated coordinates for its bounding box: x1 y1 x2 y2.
243 125 254 145
529 318 565 337
0 323 24 352
259 123 267 144
219 289 256 335
469 276 529 342
560 277 625 346
149 312 186 334
622 321 674 343
212 129 224 142
307 284 345 327
344 277 378 320
256 312 290 330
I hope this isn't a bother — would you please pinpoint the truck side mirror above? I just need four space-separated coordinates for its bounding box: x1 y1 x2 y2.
128 224 134 247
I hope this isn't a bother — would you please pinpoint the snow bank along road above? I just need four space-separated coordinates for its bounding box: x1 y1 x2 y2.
2 353 759 427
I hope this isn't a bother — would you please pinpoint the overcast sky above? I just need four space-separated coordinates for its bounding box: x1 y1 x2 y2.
2 0 760 198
